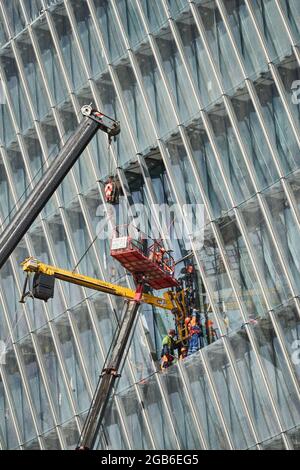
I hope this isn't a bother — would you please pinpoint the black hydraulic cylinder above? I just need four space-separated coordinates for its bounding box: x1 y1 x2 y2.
0 116 100 269
78 300 140 450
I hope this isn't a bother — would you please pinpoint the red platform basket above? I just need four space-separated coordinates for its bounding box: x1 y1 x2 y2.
110 231 179 290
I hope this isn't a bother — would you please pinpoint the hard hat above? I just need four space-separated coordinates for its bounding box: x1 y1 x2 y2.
168 329 176 336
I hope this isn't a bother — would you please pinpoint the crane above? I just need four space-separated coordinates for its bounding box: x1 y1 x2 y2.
20 245 189 450
0 98 189 449
0 104 120 270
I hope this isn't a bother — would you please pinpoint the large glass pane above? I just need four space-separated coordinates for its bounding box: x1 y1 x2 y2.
199 0 244 92
16 31 50 120
279 0 300 43
187 120 232 218
196 223 244 334
52 8 86 91
182 354 231 449
176 12 221 108
224 0 267 78
229 328 281 441
118 386 153 449
115 0 147 48
2 1 26 37
0 45 32 133
135 44 177 137
204 340 256 449
231 88 280 188
69 0 105 76
254 71 300 175
35 325 73 424
155 25 199 122
263 182 300 295
240 196 292 307
33 19 68 105
137 374 178 449
218 212 268 321
161 362 204 449
93 0 126 62
0 375 19 449
250 0 292 60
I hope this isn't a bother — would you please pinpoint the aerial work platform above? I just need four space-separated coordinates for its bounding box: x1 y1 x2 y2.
110 230 179 290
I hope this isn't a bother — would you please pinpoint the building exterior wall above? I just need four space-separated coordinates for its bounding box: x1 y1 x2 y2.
0 0 299 450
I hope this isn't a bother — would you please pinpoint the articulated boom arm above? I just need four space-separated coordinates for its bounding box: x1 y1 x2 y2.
21 257 176 311
0 105 120 270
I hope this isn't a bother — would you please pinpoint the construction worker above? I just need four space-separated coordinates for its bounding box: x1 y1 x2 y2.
188 310 201 356
179 346 188 360
104 177 116 203
161 329 176 369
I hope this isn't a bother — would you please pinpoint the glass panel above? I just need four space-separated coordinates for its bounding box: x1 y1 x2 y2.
183 354 231 449
251 0 292 60
263 182 300 294
187 120 232 218
140 0 167 32
20 338 55 433
52 8 86 91
99 398 128 449
224 0 267 78
0 45 32 133
219 212 268 321
93 0 126 62
0 375 19 449
16 32 50 120
209 104 255 204
199 0 244 92
33 19 68 105
137 374 178 449
279 0 300 43
2 1 26 37
261 434 286 449
229 328 281 441
35 326 73 423
135 44 177 137
167 0 189 16
253 316 300 430
276 54 300 153
155 25 199 122
47 213 85 307
69 0 105 76
115 0 146 48
275 301 300 383
4 348 37 443
118 386 153 449
161 362 205 449
0 259 28 341
176 13 221 108
240 195 292 307
287 425 300 450
204 340 256 449
196 223 244 334
22 0 43 22
55 314 90 412
115 62 156 151
71 302 103 388
43 427 61 450
254 71 300 175
231 88 280 188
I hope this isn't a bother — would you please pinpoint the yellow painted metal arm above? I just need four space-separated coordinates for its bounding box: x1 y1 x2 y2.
21 257 175 310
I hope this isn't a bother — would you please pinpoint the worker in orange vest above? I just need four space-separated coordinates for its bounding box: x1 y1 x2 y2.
104 177 116 203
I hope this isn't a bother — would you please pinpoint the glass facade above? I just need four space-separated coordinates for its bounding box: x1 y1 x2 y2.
0 0 300 450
